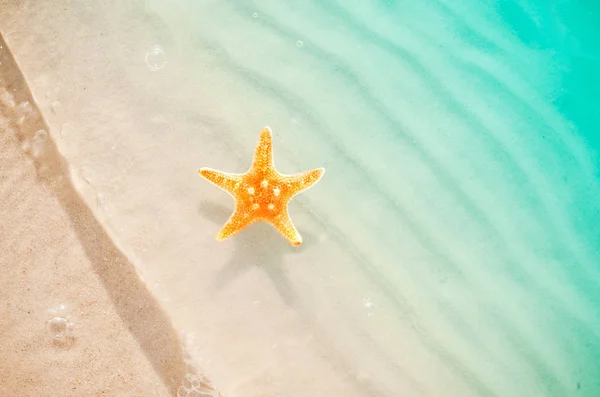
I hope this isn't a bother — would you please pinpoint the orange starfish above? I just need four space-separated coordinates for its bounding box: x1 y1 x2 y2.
198 126 324 246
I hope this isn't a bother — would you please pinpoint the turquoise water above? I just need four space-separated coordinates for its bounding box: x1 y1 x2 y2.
140 0 600 395
7 0 599 395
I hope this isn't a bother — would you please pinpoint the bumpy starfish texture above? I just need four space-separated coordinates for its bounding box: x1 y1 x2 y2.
198 126 324 246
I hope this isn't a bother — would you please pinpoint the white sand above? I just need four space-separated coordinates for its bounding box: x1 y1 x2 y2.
2 1 599 396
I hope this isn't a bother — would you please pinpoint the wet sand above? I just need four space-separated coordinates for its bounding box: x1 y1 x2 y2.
0 35 217 396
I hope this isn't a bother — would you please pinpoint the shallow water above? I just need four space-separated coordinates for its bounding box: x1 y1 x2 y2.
3 1 599 396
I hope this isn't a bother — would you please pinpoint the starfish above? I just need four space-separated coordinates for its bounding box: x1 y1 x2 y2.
198 126 324 246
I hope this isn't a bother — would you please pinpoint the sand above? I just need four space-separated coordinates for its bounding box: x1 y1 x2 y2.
0 36 220 397
2 1 600 397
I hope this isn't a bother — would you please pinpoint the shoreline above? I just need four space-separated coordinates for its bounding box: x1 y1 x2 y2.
0 33 217 396
3 1 599 395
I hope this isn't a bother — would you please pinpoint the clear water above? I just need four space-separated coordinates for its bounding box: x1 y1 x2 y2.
7 1 600 396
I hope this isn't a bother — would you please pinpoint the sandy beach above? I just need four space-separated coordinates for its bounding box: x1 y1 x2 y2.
0 50 174 397
1 1 599 396
0 34 220 396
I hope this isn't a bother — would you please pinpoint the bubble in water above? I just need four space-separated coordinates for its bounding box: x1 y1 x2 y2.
32 130 48 157
362 297 375 317
48 304 68 317
252 12 258 18
296 40 304 48
46 304 74 343
145 45 167 71
177 371 220 397
35 129 48 142
47 317 69 339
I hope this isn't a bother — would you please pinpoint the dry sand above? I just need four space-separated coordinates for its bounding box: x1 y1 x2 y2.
0 35 218 397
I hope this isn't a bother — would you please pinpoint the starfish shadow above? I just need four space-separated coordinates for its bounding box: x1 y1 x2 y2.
197 201 317 306
197 201 387 396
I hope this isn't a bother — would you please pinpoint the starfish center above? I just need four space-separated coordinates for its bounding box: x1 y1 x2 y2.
197 126 324 246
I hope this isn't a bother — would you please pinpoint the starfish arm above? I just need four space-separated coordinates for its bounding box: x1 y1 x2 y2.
198 168 242 195
285 167 325 196
252 126 274 169
216 210 255 241
270 212 303 246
